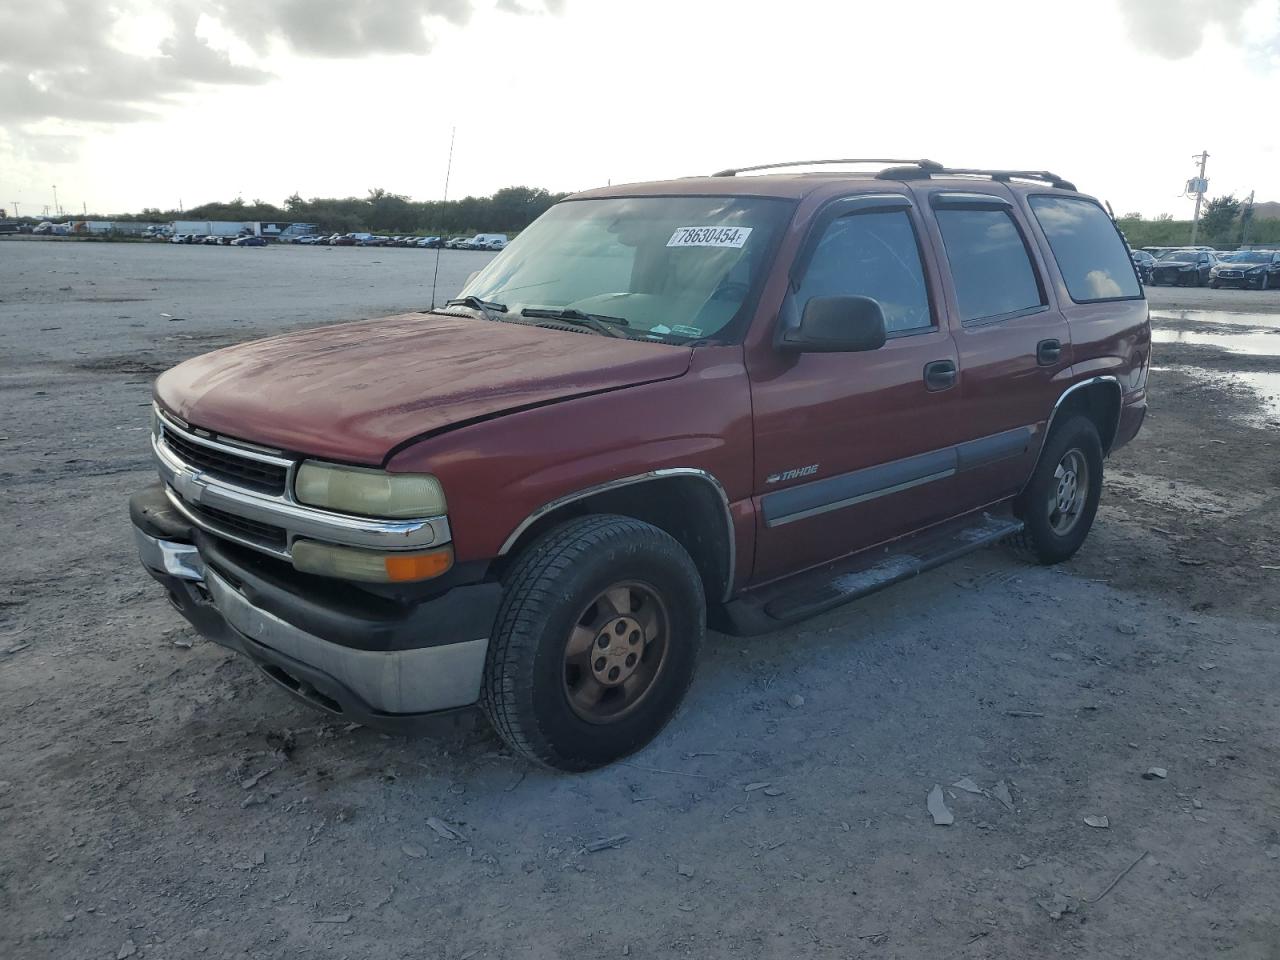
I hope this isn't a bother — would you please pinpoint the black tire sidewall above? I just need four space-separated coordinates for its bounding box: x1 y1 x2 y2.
490 517 705 771
1020 416 1104 564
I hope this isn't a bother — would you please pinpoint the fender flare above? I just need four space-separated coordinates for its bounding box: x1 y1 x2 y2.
497 468 737 603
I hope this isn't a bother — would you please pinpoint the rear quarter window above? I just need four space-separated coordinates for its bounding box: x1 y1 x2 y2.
1029 196 1142 302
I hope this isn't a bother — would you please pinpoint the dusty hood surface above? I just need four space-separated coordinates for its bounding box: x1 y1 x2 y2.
154 313 693 465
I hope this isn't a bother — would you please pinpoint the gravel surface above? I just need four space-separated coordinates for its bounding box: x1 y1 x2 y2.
2 241 1279 959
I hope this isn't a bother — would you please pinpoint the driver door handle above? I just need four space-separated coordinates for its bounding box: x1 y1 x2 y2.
924 359 957 392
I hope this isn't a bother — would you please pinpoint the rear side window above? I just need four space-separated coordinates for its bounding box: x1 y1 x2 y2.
1029 196 1142 302
934 209 1044 323
796 210 933 334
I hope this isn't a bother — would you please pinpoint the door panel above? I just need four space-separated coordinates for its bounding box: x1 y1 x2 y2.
747 200 964 585
915 186 1072 508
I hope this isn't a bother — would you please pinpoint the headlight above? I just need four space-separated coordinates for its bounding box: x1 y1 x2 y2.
294 461 446 518
292 540 453 583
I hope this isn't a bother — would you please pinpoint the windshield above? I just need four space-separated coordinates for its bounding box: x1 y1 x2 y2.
1159 250 1201 261
457 195 791 342
1231 251 1272 263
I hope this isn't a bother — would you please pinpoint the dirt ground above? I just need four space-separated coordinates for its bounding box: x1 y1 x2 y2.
2 242 1278 960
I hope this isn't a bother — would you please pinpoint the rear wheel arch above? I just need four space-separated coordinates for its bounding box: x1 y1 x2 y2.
496 471 735 603
1046 377 1123 455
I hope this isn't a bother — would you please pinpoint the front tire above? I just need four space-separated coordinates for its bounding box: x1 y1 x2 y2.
1012 416 1104 564
481 515 705 771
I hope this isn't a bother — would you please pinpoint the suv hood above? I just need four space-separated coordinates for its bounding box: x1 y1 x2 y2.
154 313 693 465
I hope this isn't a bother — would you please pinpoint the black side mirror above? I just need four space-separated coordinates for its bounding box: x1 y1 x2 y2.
780 295 888 353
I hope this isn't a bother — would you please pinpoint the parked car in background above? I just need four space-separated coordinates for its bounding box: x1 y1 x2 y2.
1210 249 1280 289
470 233 509 250
446 236 472 249
417 236 443 248
132 160 1149 771
168 234 191 244
334 234 358 246
1149 249 1215 286
1130 249 1156 283
232 235 266 247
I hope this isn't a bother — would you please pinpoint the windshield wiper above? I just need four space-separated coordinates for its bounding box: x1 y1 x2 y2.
442 296 508 321
520 307 629 338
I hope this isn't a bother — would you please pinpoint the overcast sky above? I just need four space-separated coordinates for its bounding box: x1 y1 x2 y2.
2 0 1278 219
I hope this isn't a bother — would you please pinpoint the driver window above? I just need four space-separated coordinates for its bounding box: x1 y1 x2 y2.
795 210 934 335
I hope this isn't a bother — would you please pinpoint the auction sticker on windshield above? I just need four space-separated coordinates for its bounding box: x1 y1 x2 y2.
667 226 753 248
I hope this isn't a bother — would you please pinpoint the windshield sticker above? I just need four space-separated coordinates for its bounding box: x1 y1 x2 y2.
670 325 703 337
667 226 753 248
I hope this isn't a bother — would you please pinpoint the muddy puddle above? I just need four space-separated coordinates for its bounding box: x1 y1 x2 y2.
1152 364 1280 426
1152 308 1280 329
1151 327 1280 355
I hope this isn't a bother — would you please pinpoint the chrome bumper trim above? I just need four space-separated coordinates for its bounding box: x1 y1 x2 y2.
134 527 206 581
134 529 488 714
153 433 450 556
205 568 487 714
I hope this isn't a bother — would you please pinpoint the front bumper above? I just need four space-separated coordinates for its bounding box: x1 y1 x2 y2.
132 485 501 730
1211 272 1266 288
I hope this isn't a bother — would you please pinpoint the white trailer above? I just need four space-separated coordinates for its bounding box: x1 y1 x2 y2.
171 220 259 238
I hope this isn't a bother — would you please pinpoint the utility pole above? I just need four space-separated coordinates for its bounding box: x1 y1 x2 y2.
52 184 60 217
1188 150 1208 246
1240 190 1255 248
10 201 18 218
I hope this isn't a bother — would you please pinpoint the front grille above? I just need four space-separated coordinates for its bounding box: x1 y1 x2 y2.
161 424 288 495
188 502 288 551
1220 271 1242 278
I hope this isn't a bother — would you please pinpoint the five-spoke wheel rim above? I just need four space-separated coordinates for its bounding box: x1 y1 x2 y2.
562 581 670 724
1048 448 1089 536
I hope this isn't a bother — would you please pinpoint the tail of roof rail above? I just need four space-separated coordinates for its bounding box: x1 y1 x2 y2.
711 158 944 177
877 164 1077 191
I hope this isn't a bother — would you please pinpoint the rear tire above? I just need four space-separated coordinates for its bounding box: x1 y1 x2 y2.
481 515 705 771
1011 416 1104 565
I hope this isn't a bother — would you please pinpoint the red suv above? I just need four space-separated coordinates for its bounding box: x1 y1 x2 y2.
131 159 1150 770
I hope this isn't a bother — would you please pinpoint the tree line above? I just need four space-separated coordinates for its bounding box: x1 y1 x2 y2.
120 186 569 235
1117 195 1280 249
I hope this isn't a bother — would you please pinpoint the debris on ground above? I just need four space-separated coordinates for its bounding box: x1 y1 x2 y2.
1143 767 1168 780
117 940 138 959
1038 892 1077 920
402 842 428 859
952 777 983 794
677 863 694 877
425 817 464 841
1083 850 1148 904
927 785 954 826
315 913 351 923
762 786 784 797
743 781 771 792
585 834 629 853
240 767 276 790
1084 815 1111 829
1015 854 1034 869
4 642 30 655
785 694 805 709
989 780 1015 812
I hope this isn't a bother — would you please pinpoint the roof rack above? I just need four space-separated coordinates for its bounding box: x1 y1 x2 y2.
877 163 1076 191
711 158 944 177
710 158 1077 191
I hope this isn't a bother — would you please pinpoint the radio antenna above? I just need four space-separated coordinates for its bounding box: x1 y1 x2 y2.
429 126 456 310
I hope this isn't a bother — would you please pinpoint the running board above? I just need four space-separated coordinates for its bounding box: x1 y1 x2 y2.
714 508 1023 636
